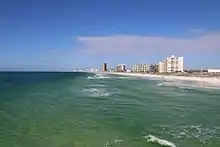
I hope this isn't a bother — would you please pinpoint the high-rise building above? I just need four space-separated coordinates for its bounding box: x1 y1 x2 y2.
116 64 126 72
102 63 107 72
158 55 184 73
166 55 183 73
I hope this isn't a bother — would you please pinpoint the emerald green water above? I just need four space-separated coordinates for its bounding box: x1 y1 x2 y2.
0 72 220 147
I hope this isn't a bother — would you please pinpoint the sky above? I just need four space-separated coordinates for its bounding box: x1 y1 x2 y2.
0 0 220 71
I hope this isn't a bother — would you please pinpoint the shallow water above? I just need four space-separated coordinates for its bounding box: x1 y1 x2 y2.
0 72 220 147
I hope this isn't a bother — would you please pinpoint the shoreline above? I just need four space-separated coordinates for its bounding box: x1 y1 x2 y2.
108 72 220 86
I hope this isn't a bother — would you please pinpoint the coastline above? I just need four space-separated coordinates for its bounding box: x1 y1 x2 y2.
108 72 220 87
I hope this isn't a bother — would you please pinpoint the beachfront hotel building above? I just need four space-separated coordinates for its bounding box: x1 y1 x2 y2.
166 55 184 73
158 61 166 73
116 64 126 72
132 64 149 73
158 55 184 73
102 63 107 72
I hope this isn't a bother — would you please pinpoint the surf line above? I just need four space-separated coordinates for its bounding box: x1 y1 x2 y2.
144 135 176 147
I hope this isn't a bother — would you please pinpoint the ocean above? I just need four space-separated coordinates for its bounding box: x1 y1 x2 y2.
0 72 220 147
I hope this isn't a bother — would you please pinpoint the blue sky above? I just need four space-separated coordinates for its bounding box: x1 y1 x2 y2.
0 0 220 71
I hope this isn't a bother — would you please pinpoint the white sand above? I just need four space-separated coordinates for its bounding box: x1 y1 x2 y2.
109 72 220 87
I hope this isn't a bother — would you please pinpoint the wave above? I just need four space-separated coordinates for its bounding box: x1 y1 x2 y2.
87 75 111 80
88 76 132 80
87 84 106 87
114 139 123 144
103 138 123 147
82 88 113 97
163 124 219 143
157 81 177 87
157 81 196 91
115 76 132 79
144 135 176 147
157 80 220 90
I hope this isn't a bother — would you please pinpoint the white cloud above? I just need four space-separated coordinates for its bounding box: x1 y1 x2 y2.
76 33 220 55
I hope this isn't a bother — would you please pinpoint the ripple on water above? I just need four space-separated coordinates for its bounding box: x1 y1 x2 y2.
1 72 220 147
161 124 220 143
82 88 115 97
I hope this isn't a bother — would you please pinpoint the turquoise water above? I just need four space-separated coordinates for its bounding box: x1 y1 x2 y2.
0 72 220 147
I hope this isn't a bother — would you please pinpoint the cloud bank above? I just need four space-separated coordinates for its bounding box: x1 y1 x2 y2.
76 33 220 55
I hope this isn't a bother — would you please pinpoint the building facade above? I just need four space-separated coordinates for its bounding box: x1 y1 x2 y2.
132 64 149 72
132 64 142 72
158 61 166 73
116 64 126 72
158 55 184 73
166 55 183 73
102 63 107 72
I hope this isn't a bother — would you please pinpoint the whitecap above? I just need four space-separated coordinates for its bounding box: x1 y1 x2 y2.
144 135 176 147
103 141 110 147
114 139 123 144
165 124 219 143
82 88 112 97
157 83 163 86
87 76 94 79
157 81 177 87
87 84 106 87
97 76 111 79
83 88 99 92
157 81 197 91
87 75 111 80
117 76 131 79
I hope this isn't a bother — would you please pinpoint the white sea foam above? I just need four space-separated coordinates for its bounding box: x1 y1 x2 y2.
88 84 106 87
83 88 112 97
87 75 111 79
104 141 110 147
103 138 123 147
157 81 199 91
144 135 176 147
165 125 219 143
117 76 131 79
97 76 111 79
157 83 163 86
87 76 93 79
114 139 123 144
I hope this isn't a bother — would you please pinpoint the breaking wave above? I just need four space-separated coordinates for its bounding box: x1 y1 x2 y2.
144 135 176 147
157 80 220 90
161 124 220 144
82 84 120 97
87 73 132 80
88 75 111 79
82 88 112 97
157 81 198 91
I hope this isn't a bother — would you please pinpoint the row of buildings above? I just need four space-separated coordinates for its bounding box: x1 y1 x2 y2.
102 63 126 72
131 55 184 73
102 55 184 73
132 64 159 73
101 56 220 74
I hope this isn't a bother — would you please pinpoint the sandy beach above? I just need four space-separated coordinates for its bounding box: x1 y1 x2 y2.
109 72 220 87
